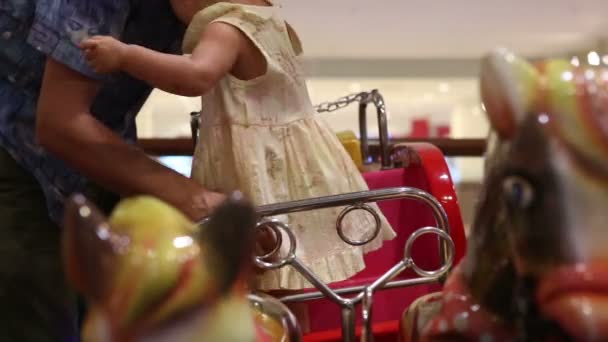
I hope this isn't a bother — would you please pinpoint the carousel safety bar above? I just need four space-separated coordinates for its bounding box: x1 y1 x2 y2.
255 187 451 263
257 187 446 224
198 187 453 271
246 187 455 342
196 187 454 341
358 90 391 169
278 276 438 303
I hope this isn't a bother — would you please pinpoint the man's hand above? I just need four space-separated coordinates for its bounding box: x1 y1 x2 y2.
190 190 228 220
80 36 129 74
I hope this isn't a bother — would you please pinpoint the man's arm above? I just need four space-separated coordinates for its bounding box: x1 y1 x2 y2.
36 58 223 221
82 22 241 97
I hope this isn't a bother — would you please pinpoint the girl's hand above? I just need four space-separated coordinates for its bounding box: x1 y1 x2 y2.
80 36 129 74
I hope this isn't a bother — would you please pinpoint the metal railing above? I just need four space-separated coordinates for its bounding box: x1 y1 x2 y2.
248 187 455 342
248 292 302 342
358 90 390 169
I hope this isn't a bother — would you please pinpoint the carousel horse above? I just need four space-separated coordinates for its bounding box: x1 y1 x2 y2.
62 192 300 341
400 48 608 341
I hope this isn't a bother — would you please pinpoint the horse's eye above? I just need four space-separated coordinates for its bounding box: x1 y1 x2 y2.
502 175 535 209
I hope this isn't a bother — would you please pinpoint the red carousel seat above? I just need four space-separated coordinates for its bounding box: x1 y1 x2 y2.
303 143 467 341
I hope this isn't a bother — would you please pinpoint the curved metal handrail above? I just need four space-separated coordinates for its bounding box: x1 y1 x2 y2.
359 90 391 169
254 187 451 263
198 187 453 275
248 292 303 342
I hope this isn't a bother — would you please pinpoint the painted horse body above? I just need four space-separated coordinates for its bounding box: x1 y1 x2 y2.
402 49 608 341
62 193 299 341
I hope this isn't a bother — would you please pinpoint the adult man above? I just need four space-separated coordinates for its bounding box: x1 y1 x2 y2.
0 1 224 340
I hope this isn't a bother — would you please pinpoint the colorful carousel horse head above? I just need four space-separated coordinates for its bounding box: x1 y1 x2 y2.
62 192 300 341
401 48 608 341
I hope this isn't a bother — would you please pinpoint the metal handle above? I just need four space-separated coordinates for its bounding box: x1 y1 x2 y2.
336 203 381 246
255 220 284 261
254 219 297 270
405 227 454 278
253 220 346 305
359 90 391 169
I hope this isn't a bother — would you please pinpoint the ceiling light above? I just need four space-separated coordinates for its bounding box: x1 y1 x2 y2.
588 51 600 66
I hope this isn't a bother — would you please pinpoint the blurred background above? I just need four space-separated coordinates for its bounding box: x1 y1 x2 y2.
136 0 608 233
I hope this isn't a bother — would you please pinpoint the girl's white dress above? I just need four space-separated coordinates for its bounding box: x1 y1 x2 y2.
184 1 396 290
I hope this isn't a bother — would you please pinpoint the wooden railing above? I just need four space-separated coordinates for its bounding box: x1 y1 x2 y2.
138 137 486 157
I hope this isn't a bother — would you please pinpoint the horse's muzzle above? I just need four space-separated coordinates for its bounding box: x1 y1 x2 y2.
536 262 608 340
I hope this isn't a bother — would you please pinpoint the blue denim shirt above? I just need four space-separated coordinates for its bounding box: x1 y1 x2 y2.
0 0 184 224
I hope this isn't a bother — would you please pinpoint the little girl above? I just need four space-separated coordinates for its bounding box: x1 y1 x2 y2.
82 0 396 324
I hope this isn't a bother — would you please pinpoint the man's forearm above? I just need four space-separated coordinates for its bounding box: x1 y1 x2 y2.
39 110 207 221
36 58 216 221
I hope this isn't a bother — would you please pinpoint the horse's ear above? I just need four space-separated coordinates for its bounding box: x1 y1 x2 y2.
480 48 539 139
483 129 507 175
197 192 258 293
62 194 119 302
285 21 303 56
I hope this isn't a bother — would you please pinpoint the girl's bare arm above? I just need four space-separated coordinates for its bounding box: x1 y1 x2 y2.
81 22 241 97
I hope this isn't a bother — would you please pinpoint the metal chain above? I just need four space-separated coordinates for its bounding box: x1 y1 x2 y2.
314 92 369 113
